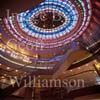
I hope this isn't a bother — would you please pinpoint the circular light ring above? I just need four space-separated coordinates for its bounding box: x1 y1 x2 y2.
4 0 92 48
17 1 78 38
29 9 67 32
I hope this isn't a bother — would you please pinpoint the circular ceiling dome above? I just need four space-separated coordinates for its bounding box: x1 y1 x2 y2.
5 0 92 48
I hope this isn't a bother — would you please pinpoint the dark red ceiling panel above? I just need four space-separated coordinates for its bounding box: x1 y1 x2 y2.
0 0 43 17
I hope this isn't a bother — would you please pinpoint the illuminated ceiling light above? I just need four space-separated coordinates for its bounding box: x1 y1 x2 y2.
1 76 5 78
4 74 7 76
95 63 100 69
14 76 17 79
15 70 18 72
43 25 46 28
93 70 97 74
0 63 1 66
70 70 73 72
78 67 81 69
3 0 91 49
86 64 88 66
53 25 55 27
7 67 10 70
61 20 64 23
94 60 98 63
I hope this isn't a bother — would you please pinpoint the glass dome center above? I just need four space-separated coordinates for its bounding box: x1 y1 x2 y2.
31 10 65 29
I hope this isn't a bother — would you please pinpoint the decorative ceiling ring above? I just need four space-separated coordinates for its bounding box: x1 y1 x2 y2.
4 0 92 49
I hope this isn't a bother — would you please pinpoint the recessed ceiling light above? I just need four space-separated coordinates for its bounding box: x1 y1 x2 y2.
95 63 100 69
53 25 55 27
78 67 81 69
86 64 88 66
94 60 98 63
4 74 7 76
7 67 10 70
1 76 5 78
15 70 18 72
70 70 73 72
